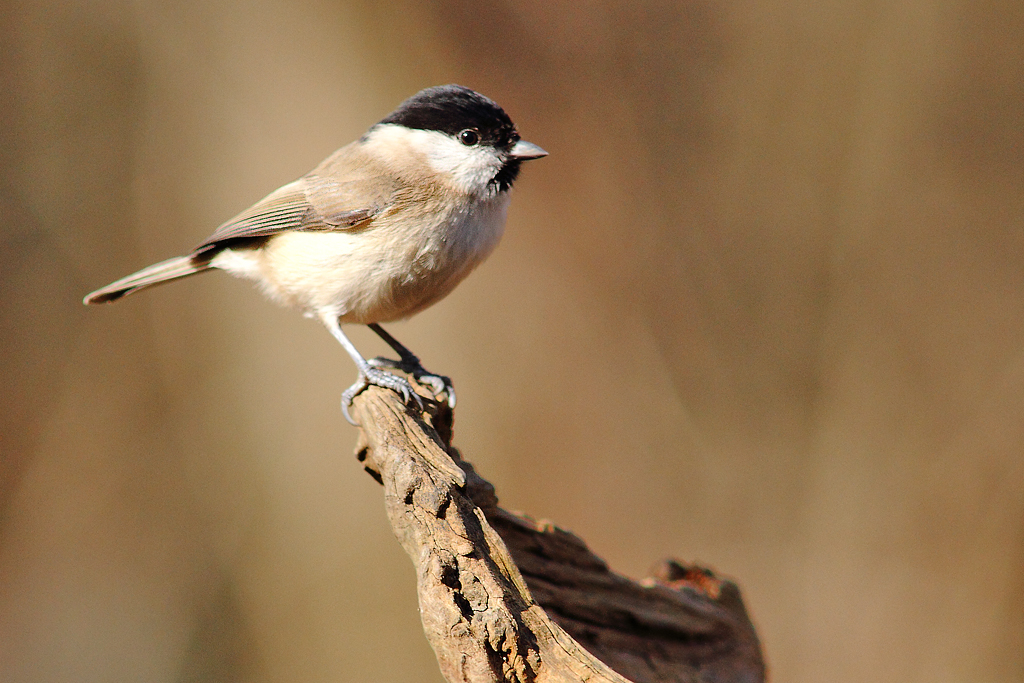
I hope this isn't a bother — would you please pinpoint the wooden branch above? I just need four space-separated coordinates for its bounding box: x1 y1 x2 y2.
352 386 765 683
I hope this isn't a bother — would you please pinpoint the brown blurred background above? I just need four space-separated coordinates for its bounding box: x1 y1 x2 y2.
2 0 1023 681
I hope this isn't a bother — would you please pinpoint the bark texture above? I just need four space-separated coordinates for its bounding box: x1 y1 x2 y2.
352 386 765 683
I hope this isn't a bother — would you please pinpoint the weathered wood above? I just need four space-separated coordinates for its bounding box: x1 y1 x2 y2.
353 386 765 683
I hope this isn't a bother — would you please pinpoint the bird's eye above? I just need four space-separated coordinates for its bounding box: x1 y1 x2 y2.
458 129 480 146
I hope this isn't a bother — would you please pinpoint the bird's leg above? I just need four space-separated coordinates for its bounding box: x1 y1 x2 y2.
322 317 423 425
367 323 456 408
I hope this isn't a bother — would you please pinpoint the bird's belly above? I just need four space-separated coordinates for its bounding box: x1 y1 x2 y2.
255 193 509 323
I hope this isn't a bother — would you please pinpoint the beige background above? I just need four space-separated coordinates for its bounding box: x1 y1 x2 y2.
2 1 1023 681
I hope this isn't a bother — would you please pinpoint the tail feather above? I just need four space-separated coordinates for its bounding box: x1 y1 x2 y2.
84 255 210 304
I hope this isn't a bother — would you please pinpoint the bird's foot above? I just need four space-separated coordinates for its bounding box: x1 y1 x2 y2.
341 366 425 425
367 356 456 408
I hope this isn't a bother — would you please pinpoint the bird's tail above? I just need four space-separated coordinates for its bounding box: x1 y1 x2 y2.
84 255 210 304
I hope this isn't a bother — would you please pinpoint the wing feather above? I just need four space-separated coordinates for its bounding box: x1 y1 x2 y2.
191 144 398 257
193 181 317 254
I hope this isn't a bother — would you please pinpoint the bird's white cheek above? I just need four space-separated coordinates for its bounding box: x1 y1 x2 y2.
434 149 500 194
417 133 501 195
364 125 503 196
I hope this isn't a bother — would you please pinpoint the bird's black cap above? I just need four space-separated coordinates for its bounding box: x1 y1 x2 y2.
379 85 520 150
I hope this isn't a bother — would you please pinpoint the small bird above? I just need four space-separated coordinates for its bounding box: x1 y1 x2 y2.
84 85 547 423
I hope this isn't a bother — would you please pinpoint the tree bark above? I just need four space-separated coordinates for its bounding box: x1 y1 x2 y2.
352 386 765 683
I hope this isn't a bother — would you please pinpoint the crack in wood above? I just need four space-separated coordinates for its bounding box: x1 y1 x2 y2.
352 386 765 683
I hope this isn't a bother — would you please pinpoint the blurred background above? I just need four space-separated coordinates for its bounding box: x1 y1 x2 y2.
2 0 1023 681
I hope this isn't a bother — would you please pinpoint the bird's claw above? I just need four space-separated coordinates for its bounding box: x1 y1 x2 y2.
367 356 456 408
341 367 425 425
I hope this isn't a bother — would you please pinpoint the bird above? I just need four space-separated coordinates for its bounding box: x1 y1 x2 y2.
84 84 547 423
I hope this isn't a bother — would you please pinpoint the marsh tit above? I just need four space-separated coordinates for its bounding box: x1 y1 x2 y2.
84 84 547 423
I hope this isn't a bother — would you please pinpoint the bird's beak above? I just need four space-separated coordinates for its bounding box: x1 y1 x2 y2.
509 140 548 161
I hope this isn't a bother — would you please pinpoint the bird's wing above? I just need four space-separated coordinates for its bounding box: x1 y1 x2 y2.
191 146 396 256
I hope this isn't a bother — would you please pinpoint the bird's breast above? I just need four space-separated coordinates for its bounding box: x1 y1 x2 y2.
380 190 511 320
254 191 511 324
